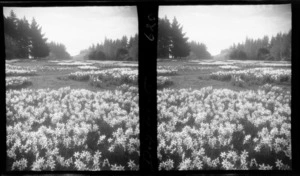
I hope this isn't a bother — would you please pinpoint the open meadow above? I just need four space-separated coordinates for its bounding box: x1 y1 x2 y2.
157 59 291 170
6 59 139 171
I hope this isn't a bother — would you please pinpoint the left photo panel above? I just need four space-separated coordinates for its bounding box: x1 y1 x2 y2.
4 6 139 171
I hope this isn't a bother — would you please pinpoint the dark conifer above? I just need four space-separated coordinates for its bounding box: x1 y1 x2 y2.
157 16 172 58
170 17 190 59
30 18 49 59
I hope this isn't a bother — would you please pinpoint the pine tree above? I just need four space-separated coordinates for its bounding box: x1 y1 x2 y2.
30 18 49 59
4 10 18 38
4 11 20 59
121 35 128 49
128 34 138 61
16 17 31 58
157 16 172 58
228 31 290 61
86 34 138 61
170 17 190 59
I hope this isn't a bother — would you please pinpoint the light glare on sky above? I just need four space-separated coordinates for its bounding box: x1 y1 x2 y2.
3 6 138 56
159 5 291 56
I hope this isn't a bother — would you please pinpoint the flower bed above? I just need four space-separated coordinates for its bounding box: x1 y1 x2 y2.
6 85 139 171
6 77 32 89
157 76 173 89
68 68 138 87
158 85 291 170
210 68 291 85
157 69 178 76
6 64 37 76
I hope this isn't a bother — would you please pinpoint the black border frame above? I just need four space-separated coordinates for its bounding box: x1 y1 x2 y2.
1 0 299 175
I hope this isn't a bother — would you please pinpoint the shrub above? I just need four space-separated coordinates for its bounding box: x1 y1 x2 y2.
6 77 32 89
230 75 247 87
157 76 173 89
116 48 129 61
89 50 106 60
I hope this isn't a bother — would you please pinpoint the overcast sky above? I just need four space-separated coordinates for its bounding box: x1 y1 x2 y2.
159 5 291 56
3 6 138 56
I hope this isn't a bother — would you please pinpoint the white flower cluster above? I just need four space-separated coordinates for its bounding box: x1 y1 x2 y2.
157 76 173 89
157 69 178 76
219 65 240 70
158 65 215 72
158 85 291 170
6 64 73 74
6 77 31 89
198 62 232 66
68 68 138 87
6 64 37 76
38 66 74 71
239 62 291 68
78 65 99 70
230 75 247 87
57 61 93 66
210 67 291 85
6 86 139 170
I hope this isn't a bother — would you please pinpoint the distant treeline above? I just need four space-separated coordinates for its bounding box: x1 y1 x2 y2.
158 16 212 60
4 10 71 60
48 42 71 60
81 34 138 61
223 30 291 61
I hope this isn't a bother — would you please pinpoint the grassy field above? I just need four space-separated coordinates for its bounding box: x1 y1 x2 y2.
6 59 139 171
157 59 290 91
157 59 291 170
6 58 292 171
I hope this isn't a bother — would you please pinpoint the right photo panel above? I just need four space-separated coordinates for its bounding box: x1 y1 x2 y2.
157 5 291 170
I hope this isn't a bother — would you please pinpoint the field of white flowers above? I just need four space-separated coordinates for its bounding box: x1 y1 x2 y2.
6 59 292 171
6 59 139 171
157 60 291 170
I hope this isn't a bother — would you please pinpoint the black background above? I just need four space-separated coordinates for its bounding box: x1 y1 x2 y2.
0 0 298 175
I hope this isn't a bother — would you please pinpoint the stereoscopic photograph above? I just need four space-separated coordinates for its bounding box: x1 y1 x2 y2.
4 6 139 171
157 5 291 170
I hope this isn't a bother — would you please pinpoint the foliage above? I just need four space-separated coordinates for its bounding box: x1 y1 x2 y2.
157 76 173 89
87 34 138 61
4 34 19 59
48 42 71 59
158 85 291 170
228 31 291 61
6 77 32 89
3 10 71 60
30 18 50 59
57 61 93 66
127 34 139 61
78 65 98 70
3 12 31 59
219 65 240 70
6 64 37 76
270 31 291 61
170 17 190 58
6 86 139 171
68 68 138 87
116 48 129 61
210 68 291 85
257 48 271 60
157 69 178 76
88 49 106 61
16 17 31 58
158 65 215 72
158 17 172 58
157 17 190 59
189 41 212 60
229 49 247 60
3 11 18 38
